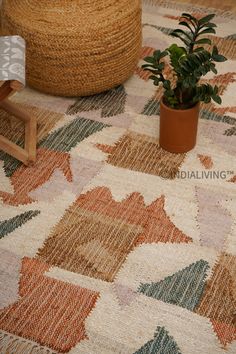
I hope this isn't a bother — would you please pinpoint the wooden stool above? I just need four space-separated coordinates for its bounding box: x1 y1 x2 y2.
0 36 37 165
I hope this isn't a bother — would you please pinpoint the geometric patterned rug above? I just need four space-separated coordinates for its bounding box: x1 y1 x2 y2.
0 1 236 353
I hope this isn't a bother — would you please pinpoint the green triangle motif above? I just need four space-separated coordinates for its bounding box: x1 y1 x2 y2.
225 34 236 40
0 210 40 239
39 117 110 152
0 117 109 177
142 100 160 116
66 85 127 118
201 109 236 125
138 260 209 311
0 151 22 177
134 326 182 354
224 126 236 136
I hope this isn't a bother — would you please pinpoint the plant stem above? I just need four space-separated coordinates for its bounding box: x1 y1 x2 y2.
189 23 199 54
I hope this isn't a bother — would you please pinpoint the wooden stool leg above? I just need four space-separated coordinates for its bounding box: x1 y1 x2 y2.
0 134 29 164
0 99 37 165
25 116 37 163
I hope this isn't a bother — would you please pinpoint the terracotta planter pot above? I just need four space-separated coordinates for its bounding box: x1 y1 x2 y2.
159 99 200 153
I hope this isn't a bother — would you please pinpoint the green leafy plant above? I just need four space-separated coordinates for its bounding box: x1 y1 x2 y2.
142 13 227 109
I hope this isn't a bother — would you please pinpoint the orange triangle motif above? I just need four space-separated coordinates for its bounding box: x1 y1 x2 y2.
211 319 236 347
197 154 213 169
0 148 72 206
77 187 192 246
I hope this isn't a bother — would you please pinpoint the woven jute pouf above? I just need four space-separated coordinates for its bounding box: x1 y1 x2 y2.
1 0 142 96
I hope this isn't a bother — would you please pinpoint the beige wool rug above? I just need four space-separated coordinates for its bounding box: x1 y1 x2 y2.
0 0 236 353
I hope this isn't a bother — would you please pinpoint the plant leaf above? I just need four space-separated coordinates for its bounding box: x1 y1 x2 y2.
212 95 222 104
163 81 171 90
204 96 211 103
193 47 205 52
212 54 227 62
170 31 190 47
141 64 154 69
181 13 198 26
206 22 217 28
143 56 155 64
171 29 192 41
210 63 217 74
158 62 165 70
160 50 168 58
198 28 216 35
199 14 215 26
212 45 218 56
179 21 194 34
153 50 162 60
168 44 187 71
194 38 212 45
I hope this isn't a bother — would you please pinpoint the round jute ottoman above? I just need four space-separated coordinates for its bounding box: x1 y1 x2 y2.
1 0 142 96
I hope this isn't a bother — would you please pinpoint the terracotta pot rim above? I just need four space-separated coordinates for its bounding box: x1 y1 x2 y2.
160 97 200 113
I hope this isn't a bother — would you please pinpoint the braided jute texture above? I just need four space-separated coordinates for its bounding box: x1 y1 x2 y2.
1 0 142 97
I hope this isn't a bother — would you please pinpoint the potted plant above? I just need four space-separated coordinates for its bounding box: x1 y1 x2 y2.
142 13 227 153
